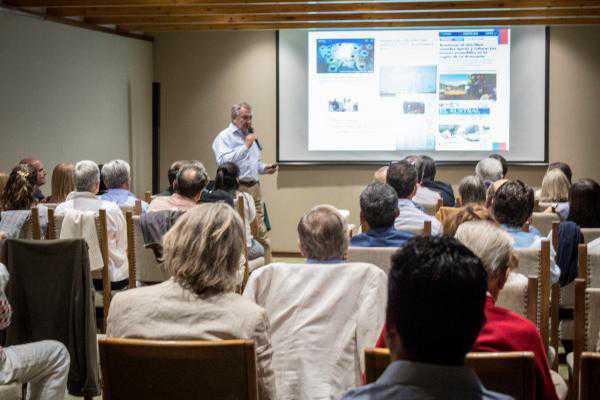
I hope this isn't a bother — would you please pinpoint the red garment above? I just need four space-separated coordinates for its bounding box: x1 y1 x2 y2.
374 296 557 400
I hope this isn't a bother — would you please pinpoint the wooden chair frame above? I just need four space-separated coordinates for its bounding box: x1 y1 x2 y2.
97 209 111 332
125 211 136 289
98 338 258 400
580 352 600 400
144 190 152 204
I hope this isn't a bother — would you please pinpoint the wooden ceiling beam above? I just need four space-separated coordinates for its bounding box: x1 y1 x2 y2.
120 17 600 31
11 0 600 8
86 8 600 25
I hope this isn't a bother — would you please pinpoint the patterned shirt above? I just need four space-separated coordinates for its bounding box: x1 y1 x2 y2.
0 263 12 362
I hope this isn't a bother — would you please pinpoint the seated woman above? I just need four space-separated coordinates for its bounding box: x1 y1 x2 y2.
567 179 600 228
106 203 276 400
0 163 48 238
44 163 74 204
213 162 264 260
539 168 570 220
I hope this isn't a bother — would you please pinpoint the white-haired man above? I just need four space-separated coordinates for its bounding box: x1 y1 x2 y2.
475 157 504 188
212 102 277 255
243 205 386 400
99 159 148 213
55 160 129 289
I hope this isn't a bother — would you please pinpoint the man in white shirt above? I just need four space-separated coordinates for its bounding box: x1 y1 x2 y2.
386 161 442 235
243 205 387 400
55 160 129 288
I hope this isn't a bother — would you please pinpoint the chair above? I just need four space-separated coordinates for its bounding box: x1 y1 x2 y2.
125 211 136 289
580 352 600 400
399 220 431 237
0 384 21 400
513 241 551 349
421 201 439 217
347 246 396 275
119 200 142 217
94 209 112 331
364 348 535 400
132 215 171 285
531 212 560 236
496 275 538 322
144 190 152 204
98 338 258 400
581 228 600 244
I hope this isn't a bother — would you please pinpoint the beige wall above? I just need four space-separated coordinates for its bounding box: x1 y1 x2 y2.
0 10 154 198
154 26 600 252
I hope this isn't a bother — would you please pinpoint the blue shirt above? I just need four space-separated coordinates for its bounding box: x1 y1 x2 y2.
341 359 512 400
99 188 149 213
212 123 266 182
501 224 561 284
351 226 413 248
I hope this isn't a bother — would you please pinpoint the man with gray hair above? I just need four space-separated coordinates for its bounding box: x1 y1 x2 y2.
99 159 149 212
149 163 208 212
244 204 387 400
475 157 504 187
55 160 129 287
351 182 413 247
212 102 277 258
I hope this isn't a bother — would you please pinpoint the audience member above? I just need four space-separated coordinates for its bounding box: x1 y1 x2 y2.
456 221 564 400
213 162 264 260
149 163 208 212
404 155 441 206
566 179 600 228
492 180 561 284
19 158 47 201
539 168 570 220
476 157 503 187
489 154 508 178
0 172 8 196
344 236 509 400
0 262 70 400
351 182 413 247
55 160 129 288
485 178 508 209
373 166 388 184
458 175 486 205
45 163 74 204
158 160 190 197
386 161 442 235
99 159 149 213
548 162 573 184
107 203 276 400
244 205 386 400
444 204 493 237
418 155 456 206
0 163 40 211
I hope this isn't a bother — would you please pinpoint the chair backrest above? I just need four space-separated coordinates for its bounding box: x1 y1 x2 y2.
94 209 111 332
581 228 600 244
236 195 250 292
364 348 535 400
399 220 431 237
580 352 600 400
584 245 600 288
125 211 136 288
347 247 396 275
98 338 258 400
586 288 600 353
132 215 170 284
421 202 437 216
513 241 551 348
496 274 537 322
531 212 560 236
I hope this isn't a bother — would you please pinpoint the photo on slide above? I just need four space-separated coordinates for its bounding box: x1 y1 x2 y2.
316 38 374 73
379 65 437 96
403 102 425 114
439 74 497 101
328 97 359 112
438 124 491 142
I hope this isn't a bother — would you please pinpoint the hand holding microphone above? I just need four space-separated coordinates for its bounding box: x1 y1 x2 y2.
245 127 262 150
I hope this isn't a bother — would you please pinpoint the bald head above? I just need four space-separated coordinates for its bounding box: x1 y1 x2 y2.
176 164 208 200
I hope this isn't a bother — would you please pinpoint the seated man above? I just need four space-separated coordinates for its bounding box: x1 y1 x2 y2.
55 160 129 288
351 182 413 248
342 236 509 400
99 159 149 212
489 154 508 179
476 157 504 188
456 221 565 400
0 262 70 400
417 155 456 207
492 180 561 284
404 155 441 207
149 163 207 212
459 175 486 206
157 160 190 197
386 161 442 235
244 205 387 400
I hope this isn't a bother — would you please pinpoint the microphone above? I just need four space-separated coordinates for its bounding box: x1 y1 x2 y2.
247 127 262 150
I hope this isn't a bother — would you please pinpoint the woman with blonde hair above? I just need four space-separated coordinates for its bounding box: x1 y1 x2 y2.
539 168 570 220
0 163 39 211
106 203 276 400
45 163 74 204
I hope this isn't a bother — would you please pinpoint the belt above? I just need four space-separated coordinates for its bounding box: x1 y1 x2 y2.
239 180 258 187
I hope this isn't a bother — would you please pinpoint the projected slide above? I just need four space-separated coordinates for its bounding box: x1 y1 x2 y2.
307 29 511 152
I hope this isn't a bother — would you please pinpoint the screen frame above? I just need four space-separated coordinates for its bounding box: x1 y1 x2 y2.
275 27 550 166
